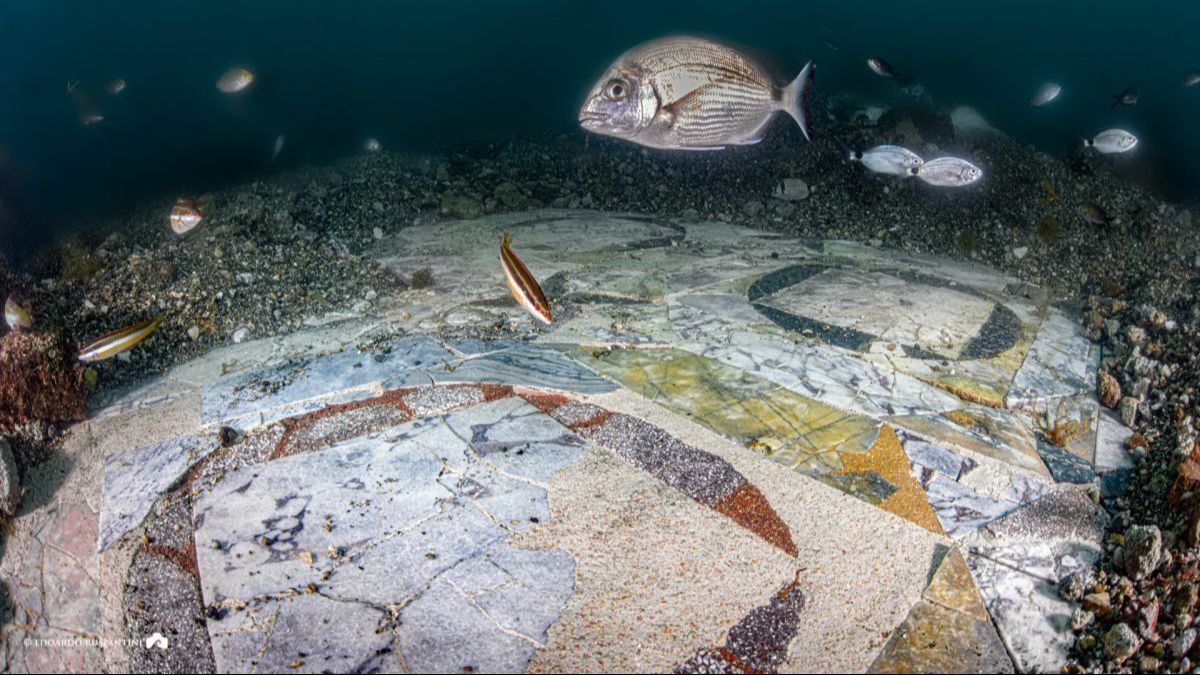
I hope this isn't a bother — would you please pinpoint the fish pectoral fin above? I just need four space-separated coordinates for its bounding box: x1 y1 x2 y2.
675 145 727 151
662 76 731 120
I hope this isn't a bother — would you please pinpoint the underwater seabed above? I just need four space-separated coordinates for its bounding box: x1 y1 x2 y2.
1 209 1124 673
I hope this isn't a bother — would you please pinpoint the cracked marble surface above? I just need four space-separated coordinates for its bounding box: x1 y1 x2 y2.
4 212 1114 674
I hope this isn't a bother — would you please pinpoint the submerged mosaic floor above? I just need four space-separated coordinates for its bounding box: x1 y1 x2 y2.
1 210 1127 673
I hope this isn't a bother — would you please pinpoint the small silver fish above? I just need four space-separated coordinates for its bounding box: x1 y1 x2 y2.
849 144 923 176
217 67 255 94
363 137 381 152
1078 201 1110 226
1184 72 1200 88
81 114 104 127
106 78 127 95
272 134 285 162
913 157 982 187
1085 128 1138 154
4 296 32 331
579 36 815 150
1030 82 1061 106
866 57 910 84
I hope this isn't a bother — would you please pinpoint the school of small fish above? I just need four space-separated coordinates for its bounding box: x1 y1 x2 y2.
31 30 1185 349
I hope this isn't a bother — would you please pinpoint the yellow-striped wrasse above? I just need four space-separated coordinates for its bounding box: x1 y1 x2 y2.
217 67 255 94
579 36 814 150
78 315 164 363
170 198 203 235
499 233 552 325
4 296 33 331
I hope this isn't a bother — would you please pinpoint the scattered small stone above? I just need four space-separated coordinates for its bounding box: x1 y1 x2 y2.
1103 623 1141 663
1124 524 1163 580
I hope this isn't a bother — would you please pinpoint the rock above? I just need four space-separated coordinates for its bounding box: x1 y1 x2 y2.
775 178 809 201
372 227 383 240
1060 570 1096 602
1119 396 1140 427
1138 598 1160 639
1097 370 1121 409
0 437 19 518
741 200 764 218
680 207 700 222
1071 608 1095 631
1013 246 1029 260
1083 591 1112 616
493 181 526 208
188 326 201 341
440 194 482 219
1125 325 1147 346
1172 628 1197 658
1124 525 1163 580
232 328 248 344
1103 623 1141 663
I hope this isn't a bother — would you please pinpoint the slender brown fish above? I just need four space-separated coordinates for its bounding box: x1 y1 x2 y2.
499 232 551 325
78 315 164 362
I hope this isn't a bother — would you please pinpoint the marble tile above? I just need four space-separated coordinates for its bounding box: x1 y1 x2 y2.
1095 409 1135 474
965 489 1108 583
581 347 880 475
193 399 580 673
969 554 1075 673
427 341 616 394
868 599 1013 673
834 425 943 534
1007 308 1099 406
100 433 219 550
757 267 996 359
890 407 1048 478
922 475 1020 538
200 335 454 429
678 327 964 419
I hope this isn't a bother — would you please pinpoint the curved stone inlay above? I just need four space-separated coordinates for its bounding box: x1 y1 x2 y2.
747 264 1021 361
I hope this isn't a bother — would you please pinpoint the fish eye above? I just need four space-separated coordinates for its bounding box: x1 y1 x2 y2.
604 79 628 101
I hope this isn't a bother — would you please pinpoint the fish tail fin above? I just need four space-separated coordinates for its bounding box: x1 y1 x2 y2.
781 61 816 142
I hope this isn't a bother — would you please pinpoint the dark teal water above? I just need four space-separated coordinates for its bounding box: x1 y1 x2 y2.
1 0 1198 249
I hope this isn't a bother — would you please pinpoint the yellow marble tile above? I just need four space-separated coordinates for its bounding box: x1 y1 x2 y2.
924 548 989 621
868 600 1013 673
835 425 944 535
581 347 879 475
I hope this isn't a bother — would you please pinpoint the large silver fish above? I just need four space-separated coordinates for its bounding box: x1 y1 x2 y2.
849 144 923 176
1085 129 1138 154
913 157 982 187
579 36 814 150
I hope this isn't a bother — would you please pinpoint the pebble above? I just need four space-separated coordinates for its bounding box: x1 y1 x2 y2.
372 227 383 240
232 328 248 344
1103 623 1141 663
1125 524 1164 580
187 326 200 341
1013 246 1028 260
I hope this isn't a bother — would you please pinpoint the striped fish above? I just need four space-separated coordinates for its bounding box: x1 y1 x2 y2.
78 315 164 363
499 233 552 325
579 36 814 150
4 296 32 331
